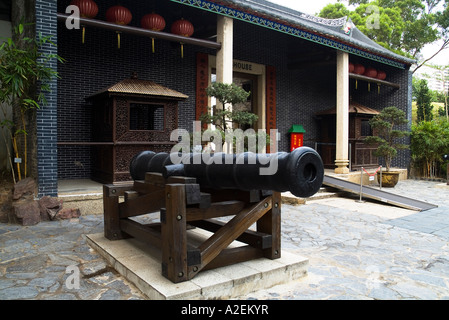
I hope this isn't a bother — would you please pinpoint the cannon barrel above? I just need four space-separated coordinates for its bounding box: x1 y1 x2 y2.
129 147 324 198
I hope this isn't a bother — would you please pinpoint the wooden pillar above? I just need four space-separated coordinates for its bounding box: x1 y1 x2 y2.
335 51 350 174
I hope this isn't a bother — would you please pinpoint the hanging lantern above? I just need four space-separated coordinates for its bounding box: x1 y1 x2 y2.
364 67 378 78
106 5 133 49
354 64 365 75
349 62 355 73
377 70 387 80
141 13 166 53
70 0 98 44
171 18 194 58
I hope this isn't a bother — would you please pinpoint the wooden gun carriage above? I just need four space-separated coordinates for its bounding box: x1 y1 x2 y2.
103 147 323 283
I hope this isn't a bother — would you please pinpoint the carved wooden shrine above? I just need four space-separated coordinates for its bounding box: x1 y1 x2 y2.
87 74 188 184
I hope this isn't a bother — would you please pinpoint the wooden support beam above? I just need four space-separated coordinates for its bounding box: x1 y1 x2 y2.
202 246 264 271
257 192 281 259
161 184 188 283
119 219 162 249
56 13 221 50
191 219 273 249
349 73 400 89
103 184 131 240
198 196 272 268
119 189 165 218
186 201 245 221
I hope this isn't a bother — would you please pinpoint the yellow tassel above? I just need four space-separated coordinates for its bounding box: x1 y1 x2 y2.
378 84 381 94
368 83 371 92
152 38 155 53
355 79 358 90
82 26 85 44
181 43 184 59
117 32 121 49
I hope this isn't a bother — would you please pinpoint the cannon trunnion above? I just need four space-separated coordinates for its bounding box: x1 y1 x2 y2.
103 148 324 283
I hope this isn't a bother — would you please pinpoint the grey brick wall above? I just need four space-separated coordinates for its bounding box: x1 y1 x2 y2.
36 0 58 197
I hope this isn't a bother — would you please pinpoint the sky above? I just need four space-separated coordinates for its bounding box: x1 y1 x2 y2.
267 0 448 67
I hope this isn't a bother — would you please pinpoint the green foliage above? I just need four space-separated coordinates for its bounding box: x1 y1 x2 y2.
364 106 409 171
410 120 449 178
200 82 257 131
0 23 63 108
413 79 434 122
198 82 269 153
0 22 63 181
205 82 250 108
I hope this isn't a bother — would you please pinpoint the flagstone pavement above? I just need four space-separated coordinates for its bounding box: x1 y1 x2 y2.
1 179 448 300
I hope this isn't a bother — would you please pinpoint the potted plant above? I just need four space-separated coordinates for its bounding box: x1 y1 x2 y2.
364 106 409 187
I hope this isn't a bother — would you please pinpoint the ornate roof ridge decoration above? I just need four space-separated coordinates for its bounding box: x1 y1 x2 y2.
239 0 347 26
299 13 348 27
170 0 415 69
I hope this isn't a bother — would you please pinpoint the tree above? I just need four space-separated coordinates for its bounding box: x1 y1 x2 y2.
364 106 409 171
414 79 434 122
199 82 269 153
200 82 256 131
411 120 449 178
319 0 447 70
0 23 63 183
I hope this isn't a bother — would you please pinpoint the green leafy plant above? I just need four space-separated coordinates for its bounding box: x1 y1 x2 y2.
413 79 434 122
200 82 257 131
199 82 269 153
0 22 63 183
364 106 409 172
410 120 449 178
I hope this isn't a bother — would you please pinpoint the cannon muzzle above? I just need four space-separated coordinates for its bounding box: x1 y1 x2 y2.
130 147 324 198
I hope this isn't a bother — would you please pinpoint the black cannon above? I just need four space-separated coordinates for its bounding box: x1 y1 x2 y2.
104 147 324 283
129 147 324 198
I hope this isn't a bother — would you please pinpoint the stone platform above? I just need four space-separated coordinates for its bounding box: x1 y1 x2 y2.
86 232 309 300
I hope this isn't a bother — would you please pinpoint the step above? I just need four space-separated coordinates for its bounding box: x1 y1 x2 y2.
281 187 340 205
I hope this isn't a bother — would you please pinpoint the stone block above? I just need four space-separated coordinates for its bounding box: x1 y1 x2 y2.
38 196 63 220
13 199 40 226
55 208 81 220
13 178 36 200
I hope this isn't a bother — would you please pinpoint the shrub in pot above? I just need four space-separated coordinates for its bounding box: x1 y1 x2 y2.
364 106 409 187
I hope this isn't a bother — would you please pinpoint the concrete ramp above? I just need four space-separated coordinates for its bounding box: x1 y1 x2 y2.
323 175 438 211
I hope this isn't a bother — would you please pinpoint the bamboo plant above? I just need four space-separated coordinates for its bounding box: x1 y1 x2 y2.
0 22 63 183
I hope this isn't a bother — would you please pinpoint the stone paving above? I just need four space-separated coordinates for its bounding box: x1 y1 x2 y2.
0 179 448 300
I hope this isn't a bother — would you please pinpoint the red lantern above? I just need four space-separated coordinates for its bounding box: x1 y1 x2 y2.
354 64 365 75
377 70 387 80
106 5 133 49
171 19 194 58
349 62 355 73
70 0 98 43
141 13 166 53
364 67 378 78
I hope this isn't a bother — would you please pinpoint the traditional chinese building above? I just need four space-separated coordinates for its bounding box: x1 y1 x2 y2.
3 0 415 196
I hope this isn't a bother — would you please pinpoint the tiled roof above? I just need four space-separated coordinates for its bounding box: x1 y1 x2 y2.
172 0 415 68
316 101 381 116
88 76 189 100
